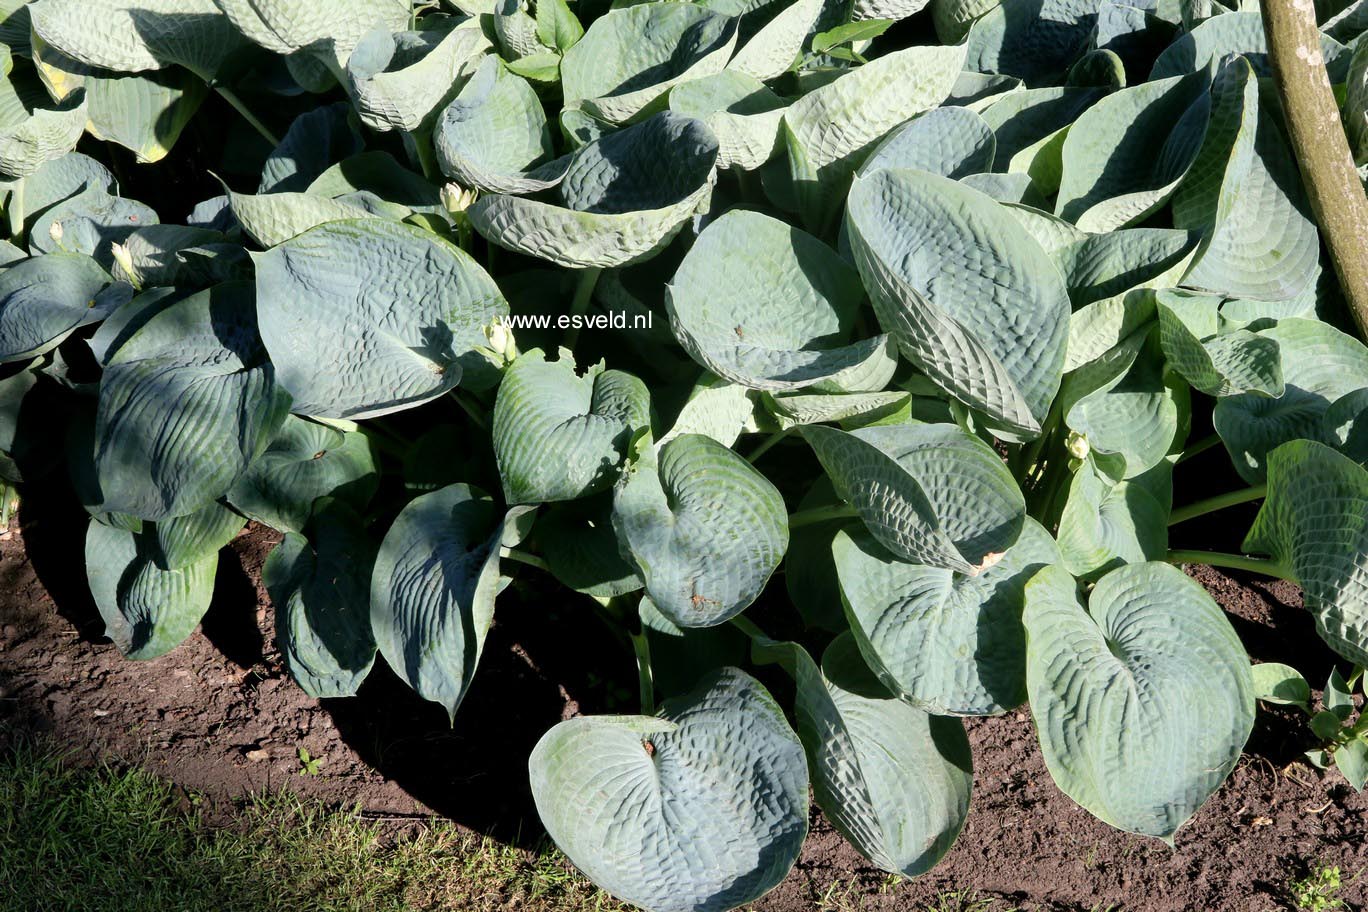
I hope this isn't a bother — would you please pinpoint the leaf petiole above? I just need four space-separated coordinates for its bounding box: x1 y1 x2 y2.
787 502 858 529
563 267 602 350
212 85 282 147
1169 483 1266 526
1166 549 1291 579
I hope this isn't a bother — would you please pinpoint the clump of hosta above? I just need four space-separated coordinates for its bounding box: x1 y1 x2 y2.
5 0 1368 909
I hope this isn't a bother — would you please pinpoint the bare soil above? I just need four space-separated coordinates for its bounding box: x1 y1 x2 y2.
1 492 1364 912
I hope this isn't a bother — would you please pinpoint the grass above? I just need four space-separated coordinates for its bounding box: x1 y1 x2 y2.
0 740 631 912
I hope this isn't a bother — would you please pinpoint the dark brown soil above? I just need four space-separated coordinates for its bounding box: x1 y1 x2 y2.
2 502 1364 912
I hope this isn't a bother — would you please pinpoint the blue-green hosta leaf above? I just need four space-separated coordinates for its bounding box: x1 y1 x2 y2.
803 423 1026 573
668 71 786 172
1324 388 1368 464
1024 562 1254 840
346 22 490 133
264 500 377 698
1214 318 1368 483
434 56 568 194
30 0 248 79
259 103 365 194
370 484 529 720
1150 10 1348 80
1172 60 1319 303
965 0 1101 82
846 169 1068 437
214 0 409 74
753 633 972 878
150 500 245 570
306 150 444 214
470 112 718 269
1056 456 1167 579
613 433 787 627
227 414 378 533
765 389 910 429
728 0 823 81
85 519 217 660
0 253 130 363
1002 202 1088 253
660 373 766 448
493 348 650 504
857 106 995 179
529 667 808 912
945 72 1022 112
1062 329 1183 477
1245 440 1368 664
1156 290 1283 397
494 0 548 60
29 185 160 271
980 86 1103 172
0 71 85 179
835 517 1059 715
95 282 289 521
1055 70 1211 231
1347 40 1368 166
782 44 966 230
538 495 643 597
666 209 882 392
933 0 1001 42
0 151 113 235
32 36 207 166
254 219 507 418
227 187 385 247
110 225 231 288
561 2 737 124
1066 48 1126 88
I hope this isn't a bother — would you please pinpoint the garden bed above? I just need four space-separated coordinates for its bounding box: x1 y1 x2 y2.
2 510 1363 912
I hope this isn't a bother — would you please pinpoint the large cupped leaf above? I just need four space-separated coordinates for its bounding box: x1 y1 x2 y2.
979 86 1103 170
1214 319 1368 483
95 282 290 521
1244 440 1368 664
612 433 788 627
1055 456 1168 579
666 209 884 392
85 519 217 660
1170 58 1319 303
1024 562 1255 840
528 667 808 912
668 70 786 172
492 348 650 504
803 423 1026 573
845 169 1068 438
0 68 86 178
1156 290 1282 398
751 633 972 878
434 55 569 194
727 0 823 82
538 494 643 597
263 500 377 698
857 106 996 179
369 483 529 720
345 22 490 132
30 0 248 80
1150 11 1348 81
227 414 378 533
782 44 965 230
1055 70 1211 231
469 112 718 269
560 2 737 124
254 219 508 418
149 500 246 570
0 253 130 363
964 0 1100 83
214 0 410 77
834 517 1059 715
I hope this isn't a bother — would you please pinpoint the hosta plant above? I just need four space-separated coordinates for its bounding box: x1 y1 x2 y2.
3 0 1368 908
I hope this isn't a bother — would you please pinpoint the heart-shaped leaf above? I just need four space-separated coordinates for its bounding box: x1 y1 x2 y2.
834 517 1058 714
493 348 650 504
613 433 788 627
529 667 808 912
1024 561 1255 840
254 219 508 418
346 22 490 133
0 252 130 363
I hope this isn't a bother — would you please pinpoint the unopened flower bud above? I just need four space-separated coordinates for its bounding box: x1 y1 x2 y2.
441 182 478 215
1065 431 1090 460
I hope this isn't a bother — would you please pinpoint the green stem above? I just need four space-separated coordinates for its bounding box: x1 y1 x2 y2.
1176 431 1222 464
788 503 858 529
1169 483 1267 526
213 86 282 146
448 389 488 430
1166 549 1291 579
630 629 654 715
1022 399 1063 480
409 128 441 182
746 429 790 464
562 267 602 350
499 547 550 573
